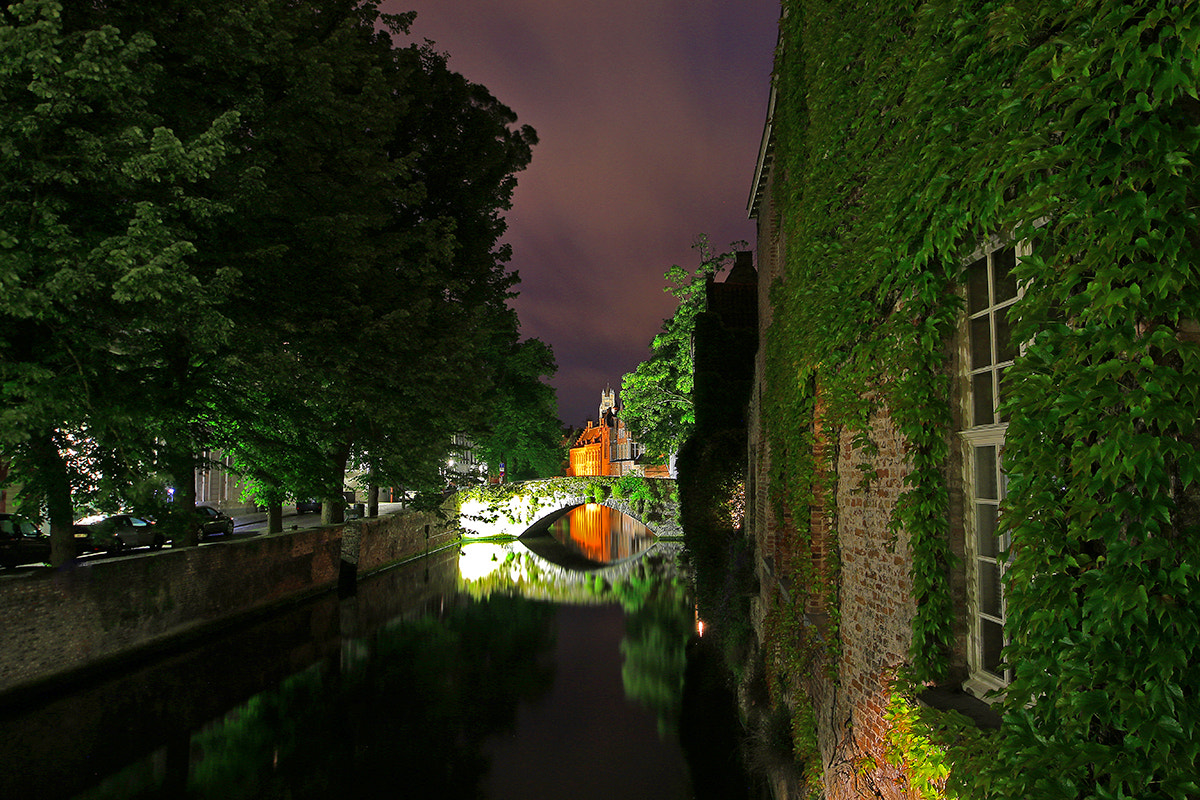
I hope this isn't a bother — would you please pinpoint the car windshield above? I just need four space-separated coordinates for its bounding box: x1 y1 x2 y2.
1 519 38 536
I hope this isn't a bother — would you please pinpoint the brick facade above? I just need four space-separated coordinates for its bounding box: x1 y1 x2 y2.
567 389 657 477
824 411 920 799
744 81 972 799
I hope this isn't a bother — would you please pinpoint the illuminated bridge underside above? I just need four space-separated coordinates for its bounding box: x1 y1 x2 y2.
453 477 681 541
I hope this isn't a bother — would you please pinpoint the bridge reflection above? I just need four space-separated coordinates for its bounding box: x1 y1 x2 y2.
546 503 655 564
458 504 680 599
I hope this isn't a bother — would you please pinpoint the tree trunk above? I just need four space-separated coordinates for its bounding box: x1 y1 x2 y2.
30 431 75 567
267 499 283 534
321 440 350 526
168 446 199 547
367 483 379 517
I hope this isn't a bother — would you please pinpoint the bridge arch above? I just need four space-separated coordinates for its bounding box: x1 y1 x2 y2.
453 476 681 541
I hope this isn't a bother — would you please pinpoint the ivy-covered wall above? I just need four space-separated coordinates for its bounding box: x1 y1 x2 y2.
751 1 1199 798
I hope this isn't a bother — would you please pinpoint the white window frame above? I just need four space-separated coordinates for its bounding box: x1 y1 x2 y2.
958 236 1028 700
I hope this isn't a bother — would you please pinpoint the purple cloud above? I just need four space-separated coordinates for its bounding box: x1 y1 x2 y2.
384 0 779 425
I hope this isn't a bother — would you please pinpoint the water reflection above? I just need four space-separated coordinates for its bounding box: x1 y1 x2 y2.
545 504 655 564
0 541 743 800
182 594 560 800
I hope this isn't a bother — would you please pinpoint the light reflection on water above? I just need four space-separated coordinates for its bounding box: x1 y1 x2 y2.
546 504 656 563
0 525 746 800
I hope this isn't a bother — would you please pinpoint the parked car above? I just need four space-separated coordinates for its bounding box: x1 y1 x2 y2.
0 514 50 568
194 505 235 540
296 499 321 514
72 524 104 554
86 514 164 553
0 514 94 567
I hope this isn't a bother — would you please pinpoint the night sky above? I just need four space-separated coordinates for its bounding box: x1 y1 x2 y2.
383 1 781 427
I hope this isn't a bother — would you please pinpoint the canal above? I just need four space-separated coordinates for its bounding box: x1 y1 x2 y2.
0 506 751 799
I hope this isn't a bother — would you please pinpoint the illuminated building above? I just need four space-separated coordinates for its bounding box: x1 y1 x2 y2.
567 387 663 477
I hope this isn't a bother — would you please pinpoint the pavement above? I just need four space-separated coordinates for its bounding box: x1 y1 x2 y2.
0 503 414 575
230 502 409 535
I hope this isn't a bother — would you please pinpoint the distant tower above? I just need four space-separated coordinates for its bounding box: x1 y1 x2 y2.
599 386 616 419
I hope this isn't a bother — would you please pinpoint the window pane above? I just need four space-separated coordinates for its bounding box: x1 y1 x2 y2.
976 503 999 557
975 445 998 499
968 257 989 312
981 619 1006 677
993 247 1018 303
979 561 1003 617
970 315 992 369
995 304 1016 363
972 372 994 426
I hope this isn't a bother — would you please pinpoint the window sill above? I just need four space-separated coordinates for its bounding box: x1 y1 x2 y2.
917 684 1002 731
962 674 1007 706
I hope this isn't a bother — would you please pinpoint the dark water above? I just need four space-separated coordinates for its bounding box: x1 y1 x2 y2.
0 507 749 800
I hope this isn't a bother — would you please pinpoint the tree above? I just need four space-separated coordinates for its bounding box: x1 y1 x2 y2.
2 0 539 545
213 7 538 522
620 236 744 459
472 334 565 481
0 0 236 562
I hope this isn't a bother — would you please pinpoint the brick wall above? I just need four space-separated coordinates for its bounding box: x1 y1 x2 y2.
0 526 341 695
349 508 459 575
749 384 943 798
0 507 459 697
752 392 972 799
822 409 919 800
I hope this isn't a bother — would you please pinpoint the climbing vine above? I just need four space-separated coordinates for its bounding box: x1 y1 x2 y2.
765 0 1199 797
761 585 825 798
879 686 991 800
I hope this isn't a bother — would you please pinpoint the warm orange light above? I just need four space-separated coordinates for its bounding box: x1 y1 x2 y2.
567 420 612 476
548 504 653 562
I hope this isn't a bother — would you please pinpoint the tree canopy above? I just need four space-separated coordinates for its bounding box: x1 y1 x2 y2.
0 0 558 556
620 236 743 459
472 333 566 481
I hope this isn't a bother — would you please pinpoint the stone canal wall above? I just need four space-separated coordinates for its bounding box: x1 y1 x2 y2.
346 507 459 574
0 508 459 698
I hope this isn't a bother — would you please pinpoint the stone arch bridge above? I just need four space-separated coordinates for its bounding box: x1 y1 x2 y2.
453 476 681 541
451 477 683 598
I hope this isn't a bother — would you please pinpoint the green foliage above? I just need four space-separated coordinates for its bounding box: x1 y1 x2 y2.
455 476 679 534
880 686 992 800
185 595 556 799
0 0 241 553
471 335 566 481
677 427 758 679
0 0 542 542
621 235 745 458
616 565 693 738
613 472 665 520
769 0 1200 796
758 588 823 798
